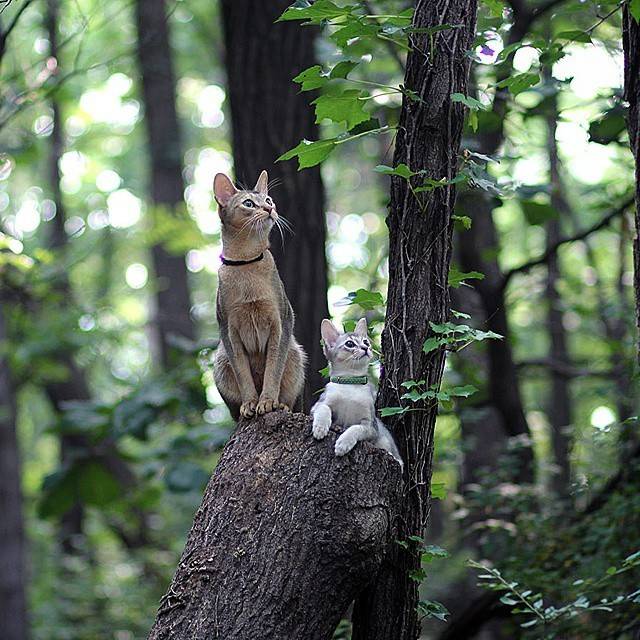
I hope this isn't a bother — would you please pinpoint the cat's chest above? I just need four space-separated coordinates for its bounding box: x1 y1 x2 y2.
325 383 374 426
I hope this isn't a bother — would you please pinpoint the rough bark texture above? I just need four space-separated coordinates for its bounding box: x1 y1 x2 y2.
351 2 478 638
0 304 28 640
135 0 194 367
147 411 402 640
624 5 640 363
220 0 329 407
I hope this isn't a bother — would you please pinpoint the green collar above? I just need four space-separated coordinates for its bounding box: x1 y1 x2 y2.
330 375 369 385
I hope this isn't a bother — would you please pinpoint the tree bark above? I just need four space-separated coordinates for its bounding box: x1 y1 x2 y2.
220 0 329 407
147 412 402 639
623 5 640 363
545 80 572 496
351 2 478 638
135 0 194 368
0 303 28 640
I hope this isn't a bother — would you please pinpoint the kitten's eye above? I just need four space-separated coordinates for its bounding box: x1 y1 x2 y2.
243 199 255 208
363 340 370 346
345 340 356 348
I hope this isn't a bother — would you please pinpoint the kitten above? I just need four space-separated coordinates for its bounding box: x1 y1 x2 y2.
212 170 306 420
311 318 403 468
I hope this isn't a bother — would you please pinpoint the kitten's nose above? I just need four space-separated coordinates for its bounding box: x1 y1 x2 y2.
263 204 273 214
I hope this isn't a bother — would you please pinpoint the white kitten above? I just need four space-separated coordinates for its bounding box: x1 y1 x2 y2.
310 318 403 468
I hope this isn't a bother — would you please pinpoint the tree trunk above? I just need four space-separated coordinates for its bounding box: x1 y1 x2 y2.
147 412 402 639
135 0 194 368
351 2 478 638
545 82 572 496
623 5 640 362
220 0 329 407
46 0 86 550
0 303 28 640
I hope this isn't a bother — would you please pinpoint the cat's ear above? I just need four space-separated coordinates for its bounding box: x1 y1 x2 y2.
354 317 368 337
321 319 341 348
213 173 238 208
254 170 269 195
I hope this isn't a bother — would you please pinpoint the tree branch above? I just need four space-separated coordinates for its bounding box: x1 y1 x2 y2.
501 196 635 291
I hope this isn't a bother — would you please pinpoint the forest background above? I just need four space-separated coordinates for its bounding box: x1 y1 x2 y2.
1 0 639 638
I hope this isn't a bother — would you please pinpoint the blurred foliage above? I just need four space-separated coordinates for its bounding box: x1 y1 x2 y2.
0 0 639 638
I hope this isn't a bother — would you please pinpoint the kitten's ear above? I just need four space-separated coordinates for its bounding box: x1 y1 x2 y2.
254 170 269 195
321 319 341 348
354 317 368 337
213 173 238 208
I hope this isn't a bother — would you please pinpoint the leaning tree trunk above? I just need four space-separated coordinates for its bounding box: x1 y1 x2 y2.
351 2 478 638
220 0 329 407
0 304 28 640
623 5 640 362
135 0 195 368
147 412 401 639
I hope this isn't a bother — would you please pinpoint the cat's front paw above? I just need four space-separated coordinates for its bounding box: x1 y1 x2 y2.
312 413 331 440
335 432 357 457
256 397 278 415
240 400 257 418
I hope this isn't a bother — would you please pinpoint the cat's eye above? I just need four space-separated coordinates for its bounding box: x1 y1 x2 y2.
363 340 369 346
345 340 356 348
243 199 256 208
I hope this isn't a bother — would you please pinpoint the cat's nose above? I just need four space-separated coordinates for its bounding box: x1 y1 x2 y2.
263 204 273 214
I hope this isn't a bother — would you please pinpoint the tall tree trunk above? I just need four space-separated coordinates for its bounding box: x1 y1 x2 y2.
545 80 572 496
352 2 478 638
46 0 86 550
147 412 401 639
0 303 28 640
220 0 329 407
456 191 535 482
135 0 194 368
623 5 640 362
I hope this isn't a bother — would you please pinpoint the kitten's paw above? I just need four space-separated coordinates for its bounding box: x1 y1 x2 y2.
312 414 331 440
256 397 278 415
240 400 257 418
335 433 356 457
278 403 290 412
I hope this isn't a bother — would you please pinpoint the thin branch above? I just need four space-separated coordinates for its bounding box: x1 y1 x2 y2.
501 196 635 291
516 358 613 379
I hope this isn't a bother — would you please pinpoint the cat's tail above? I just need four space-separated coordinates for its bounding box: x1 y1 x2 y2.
375 419 404 471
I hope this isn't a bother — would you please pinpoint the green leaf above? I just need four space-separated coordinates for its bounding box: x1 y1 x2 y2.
312 89 370 130
278 137 338 169
337 288 384 310
380 406 409 417
482 0 504 17
497 72 540 96
293 65 327 91
374 163 416 179
330 60 359 79
447 384 478 398
332 19 379 47
631 0 640 22
453 215 472 231
557 29 592 43
277 0 357 23
431 482 447 500
293 61 359 91
588 107 626 145
520 200 558 225
422 544 449 562
422 337 444 353
78 460 122 506
451 93 487 111
448 266 485 288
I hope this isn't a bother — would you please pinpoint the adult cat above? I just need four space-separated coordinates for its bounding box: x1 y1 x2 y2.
212 170 306 419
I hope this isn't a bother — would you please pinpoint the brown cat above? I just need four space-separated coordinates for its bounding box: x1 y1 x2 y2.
212 170 306 420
